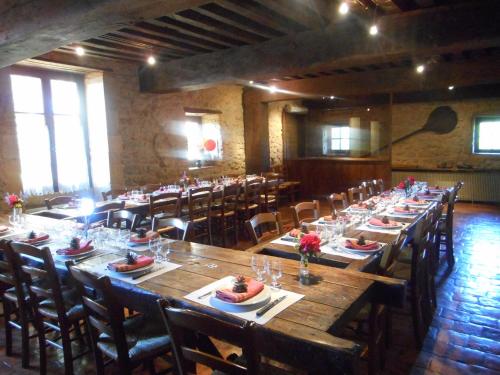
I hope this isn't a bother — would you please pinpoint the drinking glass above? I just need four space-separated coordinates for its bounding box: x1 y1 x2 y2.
251 255 268 282
161 240 171 262
149 237 163 262
270 260 283 289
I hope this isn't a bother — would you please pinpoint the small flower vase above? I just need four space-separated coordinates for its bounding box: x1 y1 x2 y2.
12 207 22 220
299 255 309 283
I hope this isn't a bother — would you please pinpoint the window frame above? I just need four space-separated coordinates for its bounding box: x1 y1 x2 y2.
10 66 93 192
472 115 500 155
324 124 350 156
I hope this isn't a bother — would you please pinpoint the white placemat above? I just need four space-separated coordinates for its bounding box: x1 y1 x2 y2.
184 276 304 325
270 237 298 247
320 244 371 260
380 210 419 219
92 258 182 284
356 222 409 235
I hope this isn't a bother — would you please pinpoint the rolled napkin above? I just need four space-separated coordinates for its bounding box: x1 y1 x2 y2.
394 206 418 214
344 239 379 250
368 218 400 228
21 233 50 244
56 240 93 256
215 277 264 303
128 231 159 245
108 255 154 272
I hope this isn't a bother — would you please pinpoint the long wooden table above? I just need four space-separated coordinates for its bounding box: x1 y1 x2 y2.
0 214 405 374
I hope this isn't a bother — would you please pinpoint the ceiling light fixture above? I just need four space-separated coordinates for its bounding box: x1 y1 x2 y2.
249 80 254 84
448 85 455 91
367 107 371 112
339 2 349 15
369 24 379 36
75 46 85 56
416 64 425 74
269 85 277 93
147 55 156 65
330 95 335 100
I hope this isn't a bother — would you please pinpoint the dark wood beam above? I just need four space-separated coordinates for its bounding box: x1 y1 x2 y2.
254 0 328 29
139 0 500 92
391 0 419 11
0 0 212 68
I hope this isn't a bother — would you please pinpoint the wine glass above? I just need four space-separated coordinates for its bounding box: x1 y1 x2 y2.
251 255 268 282
270 260 283 289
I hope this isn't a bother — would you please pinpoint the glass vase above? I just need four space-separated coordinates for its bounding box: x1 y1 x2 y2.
299 255 309 283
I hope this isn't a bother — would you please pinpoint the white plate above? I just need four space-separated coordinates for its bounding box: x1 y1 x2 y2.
108 261 155 276
401 201 428 206
338 241 383 254
211 284 271 307
388 210 418 216
57 248 96 258
367 222 403 230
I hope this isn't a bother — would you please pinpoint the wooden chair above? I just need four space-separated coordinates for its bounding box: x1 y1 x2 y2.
86 201 125 226
211 183 241 247
375 179 385 194
291 200 320 228
101 188 127 201
45 196 75 210
437 181 463 268
157 298 259 375
361 181 375 198
152 217 194 241
106 210 140 231
67 266 172 375
347 186 364 204
261 178 280 212
328 193 348 217
237 179 262 227
245 212 284 246
186 186 213 245
0 240 41 369
142 183 162 194
9 241 88 375
149 191 181 220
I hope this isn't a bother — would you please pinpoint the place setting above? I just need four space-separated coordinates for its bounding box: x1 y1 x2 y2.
185 257 304 325
356 215 409 234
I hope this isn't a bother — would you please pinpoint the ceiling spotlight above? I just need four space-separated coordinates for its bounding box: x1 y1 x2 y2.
249 80 254 85
339 2 349 15
367 107 371 112
147 55 156 65
369 24 379 36
269 85 277 93
448 85 455 91
416 65 425 74
75 46 85 56
330 95 335 99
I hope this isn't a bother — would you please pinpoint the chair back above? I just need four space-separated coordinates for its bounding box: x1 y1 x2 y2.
101 189 127 201
380 232 407 276
45 196 75 210
219 183 241 216
67 266 130 366
347 187 364 204
262 179 280 212
142 183 161 194
0 240 21 293
245 212 284 245
291 200 320 228
9 241 70 325
158 298 259 375
152 217 194 241
328 193 348 217
375 178 385 194
149 191 181 219
106 210 139 231
187 186 213 221
361 181 375 198
242 180 262 211
85 201 125 226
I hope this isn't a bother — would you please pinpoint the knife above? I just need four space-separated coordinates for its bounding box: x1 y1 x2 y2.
132 267 156 280
256 295 287 317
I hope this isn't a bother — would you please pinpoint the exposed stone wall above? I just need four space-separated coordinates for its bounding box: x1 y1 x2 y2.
392 99 500 170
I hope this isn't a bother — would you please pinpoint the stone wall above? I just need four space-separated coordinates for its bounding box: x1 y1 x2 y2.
392 99 500 170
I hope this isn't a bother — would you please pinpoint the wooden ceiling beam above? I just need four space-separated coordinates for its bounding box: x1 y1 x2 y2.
56 47 145 64
82 38 185 60
391 0 419 11
0 0 212 68
139 0 500 92
253 0 328 29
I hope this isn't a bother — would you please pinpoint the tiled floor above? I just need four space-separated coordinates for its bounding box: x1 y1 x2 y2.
0 202 499 374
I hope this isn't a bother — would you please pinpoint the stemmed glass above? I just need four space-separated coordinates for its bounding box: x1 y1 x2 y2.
270 260 283 289
251 255 269 282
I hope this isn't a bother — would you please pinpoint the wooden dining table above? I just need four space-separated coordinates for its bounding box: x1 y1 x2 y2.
0 213 406 374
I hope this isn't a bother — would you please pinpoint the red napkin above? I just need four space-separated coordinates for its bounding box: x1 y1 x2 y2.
129 231 159 244
56 240 93 256
404 199 426 205
215 278 264 303
368 218 399 227
344 239 379 250
394 206 418 214
21 233 50 244
108 255 154 272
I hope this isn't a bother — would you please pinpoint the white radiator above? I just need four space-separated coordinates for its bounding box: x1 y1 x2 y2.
392 171 500 203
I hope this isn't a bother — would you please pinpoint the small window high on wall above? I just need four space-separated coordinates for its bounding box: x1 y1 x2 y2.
9 67 104 195
323 125 350 155
184 109 222 162
473 116 500 155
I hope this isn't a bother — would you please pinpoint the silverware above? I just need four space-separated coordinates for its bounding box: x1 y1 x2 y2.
256 295 287 317
197 289 215 299
132 268 155 280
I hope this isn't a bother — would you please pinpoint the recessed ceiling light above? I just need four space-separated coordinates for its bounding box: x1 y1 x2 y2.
147 55 156 65
339 2 349 15
367 107 371 112
369 24 379 36
75 46 85 56
269 85 277 93
416 65 425 74
448 85 455 90
249 80 254 84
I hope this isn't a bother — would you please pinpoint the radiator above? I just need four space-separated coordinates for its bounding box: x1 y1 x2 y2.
392 170 500 203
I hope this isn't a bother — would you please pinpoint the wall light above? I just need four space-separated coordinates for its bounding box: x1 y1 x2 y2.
369 24 379 36
249 80 254 84
416 65 425 74
448 85 455 91
339 2 349 15
147 55 156 65
75 46 85 56
269 85 277 93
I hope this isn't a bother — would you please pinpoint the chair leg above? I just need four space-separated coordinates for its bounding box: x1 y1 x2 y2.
61 325 74 375
446 230 455 267
94 348 106 375
3 299 13 356
20 308 31 368
37 320 47 375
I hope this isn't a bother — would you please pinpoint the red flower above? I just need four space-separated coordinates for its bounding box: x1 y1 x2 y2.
397 181 406 189
4 193 22 208
299 233 321 256
408 176 415 185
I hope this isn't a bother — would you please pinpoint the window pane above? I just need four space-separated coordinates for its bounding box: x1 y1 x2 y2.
331 127 340 138
53 115 89 191
186 120 202 160
14 114 54 194
341 126 350 139
51 79 80 115
331 139 340 150
10 75 44 113
478 121 500 151
341 138 350 150
201 116 222 160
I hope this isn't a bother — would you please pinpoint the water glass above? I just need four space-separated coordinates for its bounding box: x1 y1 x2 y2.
270 260 283 289
161 241 171 262
251 255 269 282
149 237 163 262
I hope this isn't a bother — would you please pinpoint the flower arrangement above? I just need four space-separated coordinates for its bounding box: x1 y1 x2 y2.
397 176 416 196
297 232 321 266
4 193 23 209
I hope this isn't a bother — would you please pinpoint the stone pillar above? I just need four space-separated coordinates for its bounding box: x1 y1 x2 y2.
349 117 362 157
370 121 381 156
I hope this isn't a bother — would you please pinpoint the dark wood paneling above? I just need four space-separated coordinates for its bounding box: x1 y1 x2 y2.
285 158 391 198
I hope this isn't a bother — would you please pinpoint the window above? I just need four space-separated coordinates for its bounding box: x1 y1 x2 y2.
185 113 222 162
10 68 91 194
325 125 350 154
473 116 500 154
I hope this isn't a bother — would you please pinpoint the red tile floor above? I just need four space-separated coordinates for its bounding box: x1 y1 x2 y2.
0 202 499 374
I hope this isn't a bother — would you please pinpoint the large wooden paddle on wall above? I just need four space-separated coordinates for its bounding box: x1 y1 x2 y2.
375 106 458 153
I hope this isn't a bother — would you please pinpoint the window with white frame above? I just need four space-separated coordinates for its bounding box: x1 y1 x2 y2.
185 113 222 162
473 116 500 155
326 125 350 154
